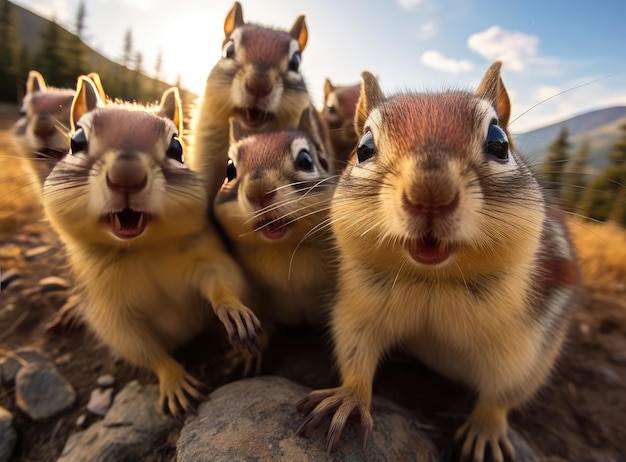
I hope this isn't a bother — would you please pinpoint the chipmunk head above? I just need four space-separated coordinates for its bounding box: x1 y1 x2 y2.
206 1 310 131
321 79 360 167
334 62 545 276
215 106 333 245
43 76 206 248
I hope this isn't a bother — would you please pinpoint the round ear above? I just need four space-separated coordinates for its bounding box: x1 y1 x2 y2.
476 61 511 131
70 75 104 131
224 2 244 37
158 87 183 137
355 71 384 137
290 15 308 52
27 70 46 94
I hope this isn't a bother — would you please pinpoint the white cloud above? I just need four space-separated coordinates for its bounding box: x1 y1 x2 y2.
468 26 538 72
421 50 474 73
419 20 437 40
397 0 425 10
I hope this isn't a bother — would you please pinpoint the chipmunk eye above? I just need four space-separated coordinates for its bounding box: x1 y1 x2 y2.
223 40 235 59
486 121 509 161
295 149 314 172
226 159 237 182
19 108 26 117
357 130 376 163
288 51 301 72
166 136 184 163
326 104 337 115
70 127 88 154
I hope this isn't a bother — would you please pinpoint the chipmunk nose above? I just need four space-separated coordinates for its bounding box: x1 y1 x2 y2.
33 115 56 139
246 187 276 210
245 74 273 98
402 189 459 219
106 152 148 194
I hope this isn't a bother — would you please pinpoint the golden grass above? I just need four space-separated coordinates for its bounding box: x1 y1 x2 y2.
568 218 626 295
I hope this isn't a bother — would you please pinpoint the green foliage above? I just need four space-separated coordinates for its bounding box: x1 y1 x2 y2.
560 138 590 214
539 127 571 199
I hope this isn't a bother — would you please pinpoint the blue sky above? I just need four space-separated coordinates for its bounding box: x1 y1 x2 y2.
13 0 626 133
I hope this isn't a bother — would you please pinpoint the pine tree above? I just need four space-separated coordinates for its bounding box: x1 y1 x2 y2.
0 0 20 101
560 138 590 214
35 16 63 86
539 127 571 205
75 1 86 39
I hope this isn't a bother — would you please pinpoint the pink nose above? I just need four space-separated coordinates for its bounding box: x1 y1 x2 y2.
247 189 275 210
402 191 459 218
106 153 147 194
245 75 273 98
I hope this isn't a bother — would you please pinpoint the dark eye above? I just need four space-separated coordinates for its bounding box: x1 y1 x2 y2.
326 104 337 115
70 127 88 154
19 108 26 117
288 51 301 72
295 149 314 172
226 159 237 182
486 121 509 161
223 40 235 59
357 130 376 163
166 136 183 163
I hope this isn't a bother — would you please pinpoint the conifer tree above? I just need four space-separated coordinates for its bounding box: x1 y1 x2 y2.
561 138 590 214
540 127 571 205
0 0 20 101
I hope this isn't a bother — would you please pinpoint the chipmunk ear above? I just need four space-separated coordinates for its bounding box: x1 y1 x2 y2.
224 2 244 36
298 106 332 173
86 72 106 102
70 76 104 131
27 70 46 94
290 15 308 52
355 71 384 137
477 61 511 131
324 78 334 100
229 117 245 144
158 87 183 137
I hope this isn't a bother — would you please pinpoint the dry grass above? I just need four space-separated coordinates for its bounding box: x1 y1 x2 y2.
568 218 626 295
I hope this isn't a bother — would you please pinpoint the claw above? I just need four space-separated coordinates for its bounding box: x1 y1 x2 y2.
215 305 263 354
454 403 514 462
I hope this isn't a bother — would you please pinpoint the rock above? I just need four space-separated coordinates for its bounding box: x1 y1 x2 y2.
86 387 113 416
0 347 49 385
24 245 52 260
15 362 76 421
0 407 16 462
0 268 20 290
57 380 179 462
38 276 70 292
176 376 438 461
96 374 115 388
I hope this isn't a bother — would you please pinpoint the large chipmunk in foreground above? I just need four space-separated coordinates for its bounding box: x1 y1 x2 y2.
297 63 579 462
214 107 337 327
13 70 105 187
42 76 262 418
190 1 311 204
318 78 360 171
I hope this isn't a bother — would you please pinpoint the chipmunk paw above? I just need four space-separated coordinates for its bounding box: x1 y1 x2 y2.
454 405 514 462
157 363 207 420
296 386 373 454
214 304 263 354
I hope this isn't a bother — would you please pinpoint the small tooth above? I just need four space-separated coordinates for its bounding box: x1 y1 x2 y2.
113 213 121 231
137 213 144 229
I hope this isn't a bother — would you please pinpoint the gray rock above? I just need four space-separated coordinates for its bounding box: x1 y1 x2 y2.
0 407 16 462
15 362 76 421
86 387 113 416
57 380 179 462
176 376 438 462
96 374 115 388
0 347 49 385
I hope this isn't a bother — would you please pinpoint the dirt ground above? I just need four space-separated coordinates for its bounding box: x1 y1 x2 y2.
1 102 625 461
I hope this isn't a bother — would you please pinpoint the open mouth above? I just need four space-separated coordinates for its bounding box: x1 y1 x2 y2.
103 208 149 239
38 148 66 161
238 107 275 128
256 215 290 240
407 234 452 265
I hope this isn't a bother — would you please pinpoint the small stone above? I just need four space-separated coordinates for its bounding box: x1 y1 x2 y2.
55 353 73 366
0 348 49 385
0 268 20 290
0 407 17 462
86 388 113 416
38 276 70 292
96 374 115 388
24 245 52 259
75 414 86 428
15 362 76 421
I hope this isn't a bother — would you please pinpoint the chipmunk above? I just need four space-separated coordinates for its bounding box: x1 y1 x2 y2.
42 75 262 418
190 1 311 205
13 70 105 187
319 79 360 171
214 106 337 327
296 62 580 462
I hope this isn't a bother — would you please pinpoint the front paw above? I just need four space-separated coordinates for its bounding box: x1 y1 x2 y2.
156 362 207 421
454 405 514 462
214 304 263 354
296 386 373 454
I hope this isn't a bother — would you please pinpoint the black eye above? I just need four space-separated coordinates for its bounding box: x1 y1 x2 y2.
486 121 509 161
326 104 337 115
70 127 88 154
288 51 301 72
295 149 314 172
226 159 237 182
357 131 376 163
19 108 26 117
223 40 235 59
166 136 183 163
